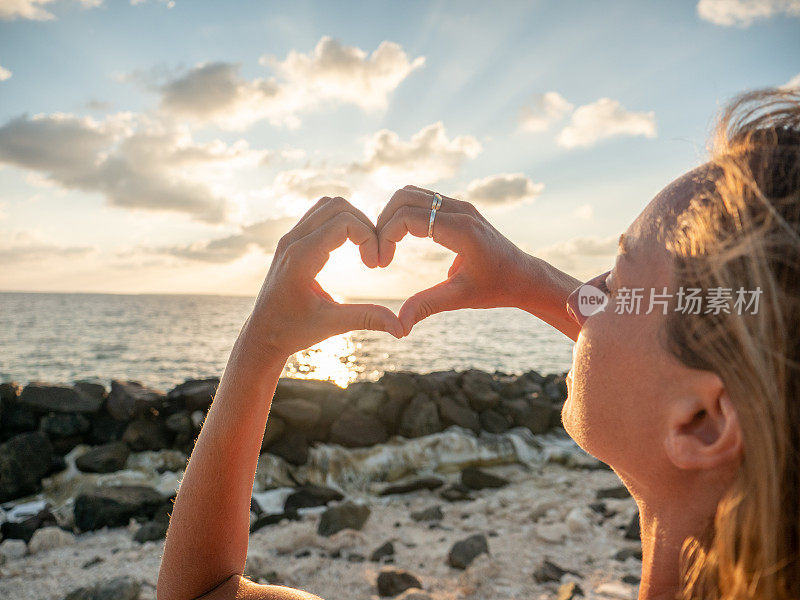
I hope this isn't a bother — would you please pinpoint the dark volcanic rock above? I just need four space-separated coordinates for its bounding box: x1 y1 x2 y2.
377 396 407 435
417 370 460 396
460 467 509 490
376 567 422 597
0 381 21 403
501 398 554 434
346 382 386 416
370 541 395 562
533 559 580 583
596 485 631 500
167 378 218 412
270 398 322 430
379 477 444 496
448 534 489 569
122 419 172 451
614 546 643 561
410 505 443 522
0 431 53 502
165 410 194 449
107 381 166 421
625 511 641 541
379 372 418 403
274 378 344 403
250 509 300 532
479 409 511 434
74 485 164 531
399 393 441 438
20 383 103 413
461 370 500 411
268 431 308 465
1 507 57 543
88 409 128 445
73 381 107 407
284 485 344 512
330 409 388 447
260 416 286 451
63 576 142 600
436 394 480 433
1 399 39 434
317 502 370 537
41 412 91 438
133 520 168 543
76 442 130 474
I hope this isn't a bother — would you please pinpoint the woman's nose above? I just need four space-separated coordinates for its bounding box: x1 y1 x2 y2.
566 271 610 330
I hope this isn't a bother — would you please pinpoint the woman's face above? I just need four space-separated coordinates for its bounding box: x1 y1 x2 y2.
563 168 707 485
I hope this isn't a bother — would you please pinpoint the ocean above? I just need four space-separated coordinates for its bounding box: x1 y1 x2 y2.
0 292 574 390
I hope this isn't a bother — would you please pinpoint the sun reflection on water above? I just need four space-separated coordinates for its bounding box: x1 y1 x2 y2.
283 333 361 388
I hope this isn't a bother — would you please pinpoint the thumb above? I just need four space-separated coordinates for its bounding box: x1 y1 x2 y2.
327 302 404 339
398 280 463 336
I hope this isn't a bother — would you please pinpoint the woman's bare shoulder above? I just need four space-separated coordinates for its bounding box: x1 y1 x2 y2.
192 574 324 600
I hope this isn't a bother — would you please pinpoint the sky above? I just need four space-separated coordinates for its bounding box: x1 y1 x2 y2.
0 0 798 299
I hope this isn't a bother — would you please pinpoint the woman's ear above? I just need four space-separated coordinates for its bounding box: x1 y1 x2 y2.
663 382 743 471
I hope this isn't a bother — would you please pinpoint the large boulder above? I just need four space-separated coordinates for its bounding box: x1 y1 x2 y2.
317 502 370 537
329 409 388 448
399 393 441 439
73 381 107 410
260 416 286 451
88 409 127 445
273 378 344 403
19 383 104 413
270 398 322 430
167 378 219 412
107 381 166 421
479 409 511 433
500 398 555 434
417 370 460 396
436 393 480 434
461 370 500 411
267 431 308 465
75 442 130 473
346 382 387 416
0 431 53 502
0 381 21 404
40 412 91 438
165 410 194 449
379 372 418 403
74 485 164 531
122 419 172 451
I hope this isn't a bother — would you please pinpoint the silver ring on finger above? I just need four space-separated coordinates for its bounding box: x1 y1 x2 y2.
428 192 443 238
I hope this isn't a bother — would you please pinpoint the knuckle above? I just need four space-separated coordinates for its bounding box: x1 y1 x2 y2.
331 196 348 209
275 234 291 254
403 184 415 191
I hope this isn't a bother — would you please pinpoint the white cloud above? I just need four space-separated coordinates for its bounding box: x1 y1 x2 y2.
351 121 481 183
78 0 103 7
0 112 265 223
462 173 544 207
0 0 56 20
556 98 656 148
155 37 423 129
273 168 352 201
131 0 175 6
519 91 574 132
783 72 800 89
0 64 11 81
697 0 800 26
535 234 618 279
159 217 296 262
0 231 95 262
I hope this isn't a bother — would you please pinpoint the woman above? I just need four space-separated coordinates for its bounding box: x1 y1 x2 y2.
157 89 800 600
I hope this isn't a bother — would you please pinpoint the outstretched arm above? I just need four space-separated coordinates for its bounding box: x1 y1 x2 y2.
375 185 581 341
157 197 402 600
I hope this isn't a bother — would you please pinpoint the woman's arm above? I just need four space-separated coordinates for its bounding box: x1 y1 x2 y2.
375 185 581 341
157 197 402 600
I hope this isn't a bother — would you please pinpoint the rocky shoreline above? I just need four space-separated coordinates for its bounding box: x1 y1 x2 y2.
0 369 644 600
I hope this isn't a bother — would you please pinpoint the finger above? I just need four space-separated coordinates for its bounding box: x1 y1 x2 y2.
324 302 404 339
375 187 470 240
378 205 472 267
283 197 377 256
397 280 464 336
288 211 379 274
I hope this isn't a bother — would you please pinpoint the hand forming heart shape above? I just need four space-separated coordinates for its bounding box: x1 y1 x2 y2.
242 186 534 359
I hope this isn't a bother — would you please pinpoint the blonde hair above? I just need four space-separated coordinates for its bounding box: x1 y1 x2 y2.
665 88 800 599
